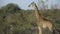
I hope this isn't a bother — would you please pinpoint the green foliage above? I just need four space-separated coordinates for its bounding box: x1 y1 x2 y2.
0 3 60 34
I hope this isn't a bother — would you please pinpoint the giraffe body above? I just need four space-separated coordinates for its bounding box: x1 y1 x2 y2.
28 2 54 34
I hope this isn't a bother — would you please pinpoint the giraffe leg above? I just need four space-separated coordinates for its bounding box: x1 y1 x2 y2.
38 26 42 34
48 26 53 34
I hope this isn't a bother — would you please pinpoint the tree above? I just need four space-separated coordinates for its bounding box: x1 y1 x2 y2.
38 0 48 10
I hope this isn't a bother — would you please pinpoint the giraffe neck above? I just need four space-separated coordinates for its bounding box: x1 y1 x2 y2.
34 4 43 22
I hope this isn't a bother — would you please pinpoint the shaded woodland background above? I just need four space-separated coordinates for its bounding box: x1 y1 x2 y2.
0 3 60 34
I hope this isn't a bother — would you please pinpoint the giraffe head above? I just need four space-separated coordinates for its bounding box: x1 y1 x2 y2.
28 2 36 7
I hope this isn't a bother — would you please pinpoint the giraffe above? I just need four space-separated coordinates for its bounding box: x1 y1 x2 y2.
28 2 55 34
